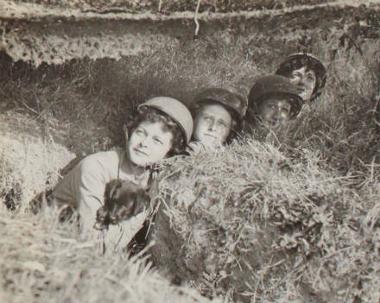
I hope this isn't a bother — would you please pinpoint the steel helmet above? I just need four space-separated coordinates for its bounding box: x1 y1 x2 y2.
248 75 303 118
191 88 247 130
275 52 327 102
139 97 193 144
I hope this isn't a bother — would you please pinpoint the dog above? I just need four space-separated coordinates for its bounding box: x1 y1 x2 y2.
94 179 150 231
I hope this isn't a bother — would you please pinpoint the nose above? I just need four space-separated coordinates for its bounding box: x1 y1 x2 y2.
272 108 281 120
298 74 307 85
272 106 287 121
207 120 216 131
138 137 148 147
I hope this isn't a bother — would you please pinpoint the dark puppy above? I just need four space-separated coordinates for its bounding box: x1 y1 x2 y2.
94 179 150 230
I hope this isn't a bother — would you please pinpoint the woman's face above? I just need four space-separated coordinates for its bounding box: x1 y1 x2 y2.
127 120 173 167
289 66 316 102
193 103 232 148
257 97 292 128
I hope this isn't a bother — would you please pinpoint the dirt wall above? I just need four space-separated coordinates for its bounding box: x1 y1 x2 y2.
1 2 379 154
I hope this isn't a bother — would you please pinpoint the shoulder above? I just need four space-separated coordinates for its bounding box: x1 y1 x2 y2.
80 149 123 168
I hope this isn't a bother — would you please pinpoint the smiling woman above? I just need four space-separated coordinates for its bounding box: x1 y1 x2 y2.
193 103 232 148
247 75 303 129
50 97 193 249
128 119 174 166
275 53 327 103
189 88 247 152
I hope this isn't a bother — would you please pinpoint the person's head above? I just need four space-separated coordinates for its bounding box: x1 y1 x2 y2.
248 75 303 128
190 88 247 147
125 97 193 167
276 53 327 102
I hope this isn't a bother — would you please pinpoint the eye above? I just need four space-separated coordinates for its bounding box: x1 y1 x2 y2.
281 107 290 113
291 72 300 78
153 137 163 145
280 104 291 113
217 120 227 127
135 128 145 136
307 74 315 81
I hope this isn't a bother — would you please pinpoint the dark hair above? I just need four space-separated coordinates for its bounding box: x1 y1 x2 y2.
126 106 186 156
276 55 327 102
191 100 240 144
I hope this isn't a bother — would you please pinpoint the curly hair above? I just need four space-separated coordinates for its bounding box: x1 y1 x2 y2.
125 106 186 156
276 55 327 102
191 101 240 144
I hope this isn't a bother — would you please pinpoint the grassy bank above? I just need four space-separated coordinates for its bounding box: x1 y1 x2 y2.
0 208 220 303
150 139 380 303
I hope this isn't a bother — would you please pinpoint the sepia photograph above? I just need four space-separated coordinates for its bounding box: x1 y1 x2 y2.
0 1 379 302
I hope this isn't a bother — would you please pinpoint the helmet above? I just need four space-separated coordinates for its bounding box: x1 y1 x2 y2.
139 97 193 144
248 75 303 118
275 52 327 102
192 88 247 130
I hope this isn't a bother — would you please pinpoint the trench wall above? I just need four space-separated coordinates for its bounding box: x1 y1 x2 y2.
0 1 380 205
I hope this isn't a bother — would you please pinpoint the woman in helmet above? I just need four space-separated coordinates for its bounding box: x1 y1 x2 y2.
247 75 303 129
275 53 327 103
188 88 247 152
51 97 193 242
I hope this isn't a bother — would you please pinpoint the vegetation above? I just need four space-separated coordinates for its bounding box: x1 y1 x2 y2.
151 139 380 302
0 2 380 302
0 210 219 303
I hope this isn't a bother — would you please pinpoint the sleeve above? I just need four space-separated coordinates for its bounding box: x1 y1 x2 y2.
74 155 107 236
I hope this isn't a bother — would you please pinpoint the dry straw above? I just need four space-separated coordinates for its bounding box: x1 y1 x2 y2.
0 207 220 303
150 139 380 303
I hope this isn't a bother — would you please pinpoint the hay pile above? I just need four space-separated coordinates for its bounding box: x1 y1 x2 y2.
0 112 75 209
0 208 221 303
150 140 380 303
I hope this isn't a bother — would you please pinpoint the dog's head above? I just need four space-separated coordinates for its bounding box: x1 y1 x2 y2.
94 179 150 230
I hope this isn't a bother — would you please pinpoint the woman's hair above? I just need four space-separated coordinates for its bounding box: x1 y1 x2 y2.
276 55 327 102
191 101 239 144
126 106 186 156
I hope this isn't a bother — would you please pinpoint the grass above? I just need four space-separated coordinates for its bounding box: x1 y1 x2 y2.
0 208 221 303
150 140 380 303
0 8 380 303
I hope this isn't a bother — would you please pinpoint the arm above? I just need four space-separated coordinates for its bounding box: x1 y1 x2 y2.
74 156 108 236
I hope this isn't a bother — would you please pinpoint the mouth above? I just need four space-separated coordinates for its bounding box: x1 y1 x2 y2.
203 133 217 139
133 148 148 157
297 86 306 93
269 119 282 127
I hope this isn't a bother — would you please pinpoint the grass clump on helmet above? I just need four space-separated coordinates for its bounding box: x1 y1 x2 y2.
276 53 327 102
190 88 247 142
248 75 303 124
126 97 193 156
